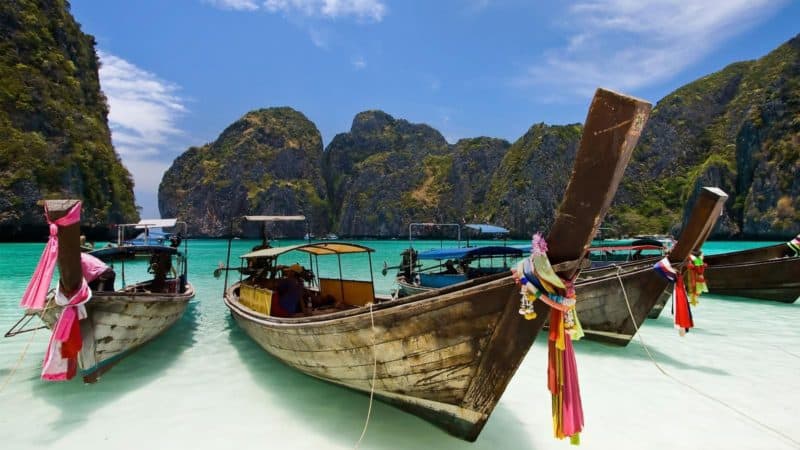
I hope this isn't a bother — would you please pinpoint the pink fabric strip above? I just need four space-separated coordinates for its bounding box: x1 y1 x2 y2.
41 279 91 381
19 202 82 310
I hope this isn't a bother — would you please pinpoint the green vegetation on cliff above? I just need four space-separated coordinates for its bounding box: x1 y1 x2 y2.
158 107 328 237
0 0 138 239
612 33 800 238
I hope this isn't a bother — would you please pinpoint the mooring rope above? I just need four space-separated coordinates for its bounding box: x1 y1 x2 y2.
0 292 54 394
354 302 378 449
614 266 800 449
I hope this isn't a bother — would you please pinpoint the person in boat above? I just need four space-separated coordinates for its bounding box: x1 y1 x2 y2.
444 259 459 274
80 252 115 292
271 263 310 317
169 233 182 248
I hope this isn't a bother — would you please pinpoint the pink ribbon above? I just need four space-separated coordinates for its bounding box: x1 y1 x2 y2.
19 201 83 310
41 279 92 381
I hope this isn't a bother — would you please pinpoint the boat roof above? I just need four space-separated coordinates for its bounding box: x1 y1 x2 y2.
89 245 178 260
242 242 373 259
136 218 177 228
416 245 523 260
464 224 509 234
244 215 306 222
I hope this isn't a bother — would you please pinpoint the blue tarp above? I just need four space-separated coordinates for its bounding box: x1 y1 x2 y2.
417 245 523 260
463 224 509 234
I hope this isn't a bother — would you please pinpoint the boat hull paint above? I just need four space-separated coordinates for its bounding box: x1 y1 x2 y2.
40 284 194 378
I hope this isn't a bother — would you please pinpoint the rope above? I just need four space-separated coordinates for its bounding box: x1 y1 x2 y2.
614 267 800 449
354 302 378 449
0 292 54 394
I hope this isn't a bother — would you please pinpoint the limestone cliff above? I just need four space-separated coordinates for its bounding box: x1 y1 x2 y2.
612 33 800 239
158 107 327 237
0 0 138 240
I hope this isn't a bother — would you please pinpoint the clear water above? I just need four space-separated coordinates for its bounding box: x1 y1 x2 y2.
1 239 798 450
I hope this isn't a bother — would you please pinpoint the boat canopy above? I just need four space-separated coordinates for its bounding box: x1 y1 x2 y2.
463 224 509 234
135 218 177 228
244 215 306 222
417 245 523 261
242 242 374 259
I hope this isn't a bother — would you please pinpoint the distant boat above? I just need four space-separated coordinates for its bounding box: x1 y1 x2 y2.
321 233 339 240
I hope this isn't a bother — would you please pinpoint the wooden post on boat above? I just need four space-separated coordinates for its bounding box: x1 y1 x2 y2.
44 199 82 295
671 187 728 259
460 88 652 439
547 89 652 276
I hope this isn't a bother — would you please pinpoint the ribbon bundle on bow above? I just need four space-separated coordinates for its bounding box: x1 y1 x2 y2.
686 254 708 305
653 256 694 336
787 234 800 256
19 201 91 381
512 233 584 445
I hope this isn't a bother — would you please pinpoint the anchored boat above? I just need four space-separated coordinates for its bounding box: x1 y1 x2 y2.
699 240 800 303
220 88 652 441
574 187 729 345
8 201 195 382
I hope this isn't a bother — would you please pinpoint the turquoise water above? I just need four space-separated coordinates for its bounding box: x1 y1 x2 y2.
1 239 798 450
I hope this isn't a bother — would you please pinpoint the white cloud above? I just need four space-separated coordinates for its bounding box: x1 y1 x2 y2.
205 0 387 21
98 51 187 204
351 55 367 70
264 0 387 21
518 0 787 97
204 0 260 11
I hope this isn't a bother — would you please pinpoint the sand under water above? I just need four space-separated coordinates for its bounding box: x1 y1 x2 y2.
1 239 798 450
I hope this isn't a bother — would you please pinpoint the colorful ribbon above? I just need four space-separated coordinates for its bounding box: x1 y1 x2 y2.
653 256 695 336
20 201 83 310
788 235 800 256
41 278 91 381
512 233 584 444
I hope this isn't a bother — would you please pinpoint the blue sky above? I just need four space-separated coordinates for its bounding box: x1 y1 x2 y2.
69 0 800 217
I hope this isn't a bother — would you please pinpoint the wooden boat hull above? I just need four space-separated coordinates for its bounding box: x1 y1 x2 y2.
396 278 434 297
703 244 800 303
40 283 195 379
575 265 670 345
226 275 548 440
705 256 800 302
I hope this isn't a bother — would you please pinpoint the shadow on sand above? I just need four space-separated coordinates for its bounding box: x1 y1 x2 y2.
224 314 540 450
29 301 200 445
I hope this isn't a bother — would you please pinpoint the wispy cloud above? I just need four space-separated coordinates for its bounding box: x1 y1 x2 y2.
98 51 187 202
517 0 787 97
351 55 367 70
206 0 387 21
204 0 260 10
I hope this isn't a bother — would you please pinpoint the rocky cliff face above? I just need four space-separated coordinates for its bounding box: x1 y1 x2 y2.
158 107 328 237
612 33 800 239
158 35 798 239
0 0 138 240
322 111 451 236
482 124 582 235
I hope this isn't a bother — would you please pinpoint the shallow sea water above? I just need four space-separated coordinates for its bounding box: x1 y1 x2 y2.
1 239 798 450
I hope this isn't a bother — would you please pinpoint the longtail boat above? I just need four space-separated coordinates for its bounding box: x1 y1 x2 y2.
701 241 800 302
574 187 729 345
9 200 195 382
221 88 652 441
